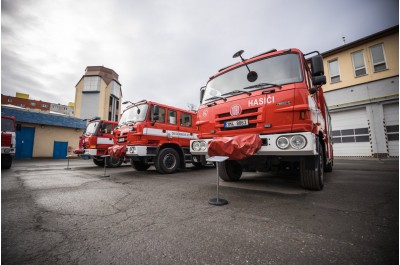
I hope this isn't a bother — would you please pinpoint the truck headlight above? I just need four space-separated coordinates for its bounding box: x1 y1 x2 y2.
276 137 289 149
290 135 307 149
192 141 201 151
192 141 207 151
129 146 136 154
200 141 207 151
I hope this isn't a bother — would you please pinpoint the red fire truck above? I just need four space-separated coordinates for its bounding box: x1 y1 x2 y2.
75 118 124 167
112 100 203 174
190 48 333 190
2 115 16 169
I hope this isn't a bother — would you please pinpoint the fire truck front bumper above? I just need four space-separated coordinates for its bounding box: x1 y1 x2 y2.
82 149 98 157
1 147 15 155
125 146 157 157
190 132 318 156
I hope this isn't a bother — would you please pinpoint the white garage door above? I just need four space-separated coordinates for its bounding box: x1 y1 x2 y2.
383 103 399 157
331 108 371 157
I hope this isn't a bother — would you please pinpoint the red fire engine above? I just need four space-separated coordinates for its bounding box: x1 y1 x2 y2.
111 100 203 174
1 115 16 169
190 48 333 190
74 118 124 167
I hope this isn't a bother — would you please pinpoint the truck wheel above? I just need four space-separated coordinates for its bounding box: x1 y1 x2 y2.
155 148 179 174
131 159 151 171
107 157 123 168
93 158 105 167
218 160 242 181
1 155 12 169
300 142 324 190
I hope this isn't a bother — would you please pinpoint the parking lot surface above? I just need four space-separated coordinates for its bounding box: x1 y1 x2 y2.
2 158 398 265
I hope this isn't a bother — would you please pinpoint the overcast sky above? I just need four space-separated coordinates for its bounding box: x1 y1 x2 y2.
1 0 399 111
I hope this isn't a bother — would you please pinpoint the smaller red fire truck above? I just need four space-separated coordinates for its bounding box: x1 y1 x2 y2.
74 118 124 167
111 100 204 174
2 115 16 169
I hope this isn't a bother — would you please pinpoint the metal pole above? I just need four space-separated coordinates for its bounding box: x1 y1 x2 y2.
207 156 228 206
65 155 71 170
101 155 110 177
216 162 220 202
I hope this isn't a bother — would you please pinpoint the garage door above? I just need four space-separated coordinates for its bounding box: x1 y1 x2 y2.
383 103 399 157
331 108 371 157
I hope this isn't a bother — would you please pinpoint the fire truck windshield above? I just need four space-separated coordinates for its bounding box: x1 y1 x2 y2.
85 121 99 135
119 104 148 126
1 117 15 132
203 53 303 104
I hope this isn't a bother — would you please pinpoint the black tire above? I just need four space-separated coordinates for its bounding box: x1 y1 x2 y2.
131 159 151 171
155 148 180 174
93 158 105 167
300 142 324 190
107 156 123 168
2 155 12 169
218 160 242 181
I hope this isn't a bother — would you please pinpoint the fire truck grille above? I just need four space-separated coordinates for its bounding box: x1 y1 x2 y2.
218 108 259 131
218 108 258 118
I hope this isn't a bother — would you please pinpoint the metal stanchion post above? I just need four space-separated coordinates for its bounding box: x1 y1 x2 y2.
65 155 72 170
101 155 110 177
207 156 229 206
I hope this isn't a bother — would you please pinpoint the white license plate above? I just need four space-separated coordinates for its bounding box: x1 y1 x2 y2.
118 137 125 143
224 119 248 128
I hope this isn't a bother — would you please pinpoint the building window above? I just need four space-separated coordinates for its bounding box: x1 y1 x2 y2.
111 81 121 98
83 76 101 92
7 98 12 102
30 102 36 106
370 44 387 72
328 59 341 83
42 104 48 108
351 50 367 77
18 103 25 107
386 125 399 141
332 127 370 143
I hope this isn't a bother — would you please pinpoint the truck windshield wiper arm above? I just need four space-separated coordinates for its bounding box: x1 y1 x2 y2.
243 82 282 90
221 90 251 97
204 96 227 102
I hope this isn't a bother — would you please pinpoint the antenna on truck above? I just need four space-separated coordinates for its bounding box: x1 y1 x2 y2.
233 50 258 82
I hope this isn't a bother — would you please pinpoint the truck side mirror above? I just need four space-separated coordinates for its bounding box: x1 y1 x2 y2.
310 55 324 76
312 75 326 86
16 124 21 131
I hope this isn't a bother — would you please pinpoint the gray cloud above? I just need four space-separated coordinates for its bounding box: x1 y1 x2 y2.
1 0 398 110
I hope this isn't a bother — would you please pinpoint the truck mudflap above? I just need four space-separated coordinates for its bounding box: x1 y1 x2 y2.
207 134 262 160
108 145 126 159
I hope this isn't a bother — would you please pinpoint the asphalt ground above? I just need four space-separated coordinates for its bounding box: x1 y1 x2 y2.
1 157 399 265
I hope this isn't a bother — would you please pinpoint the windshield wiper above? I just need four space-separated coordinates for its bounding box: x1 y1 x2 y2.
204 96 227 102
243 82 282 90
221 90 251 97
